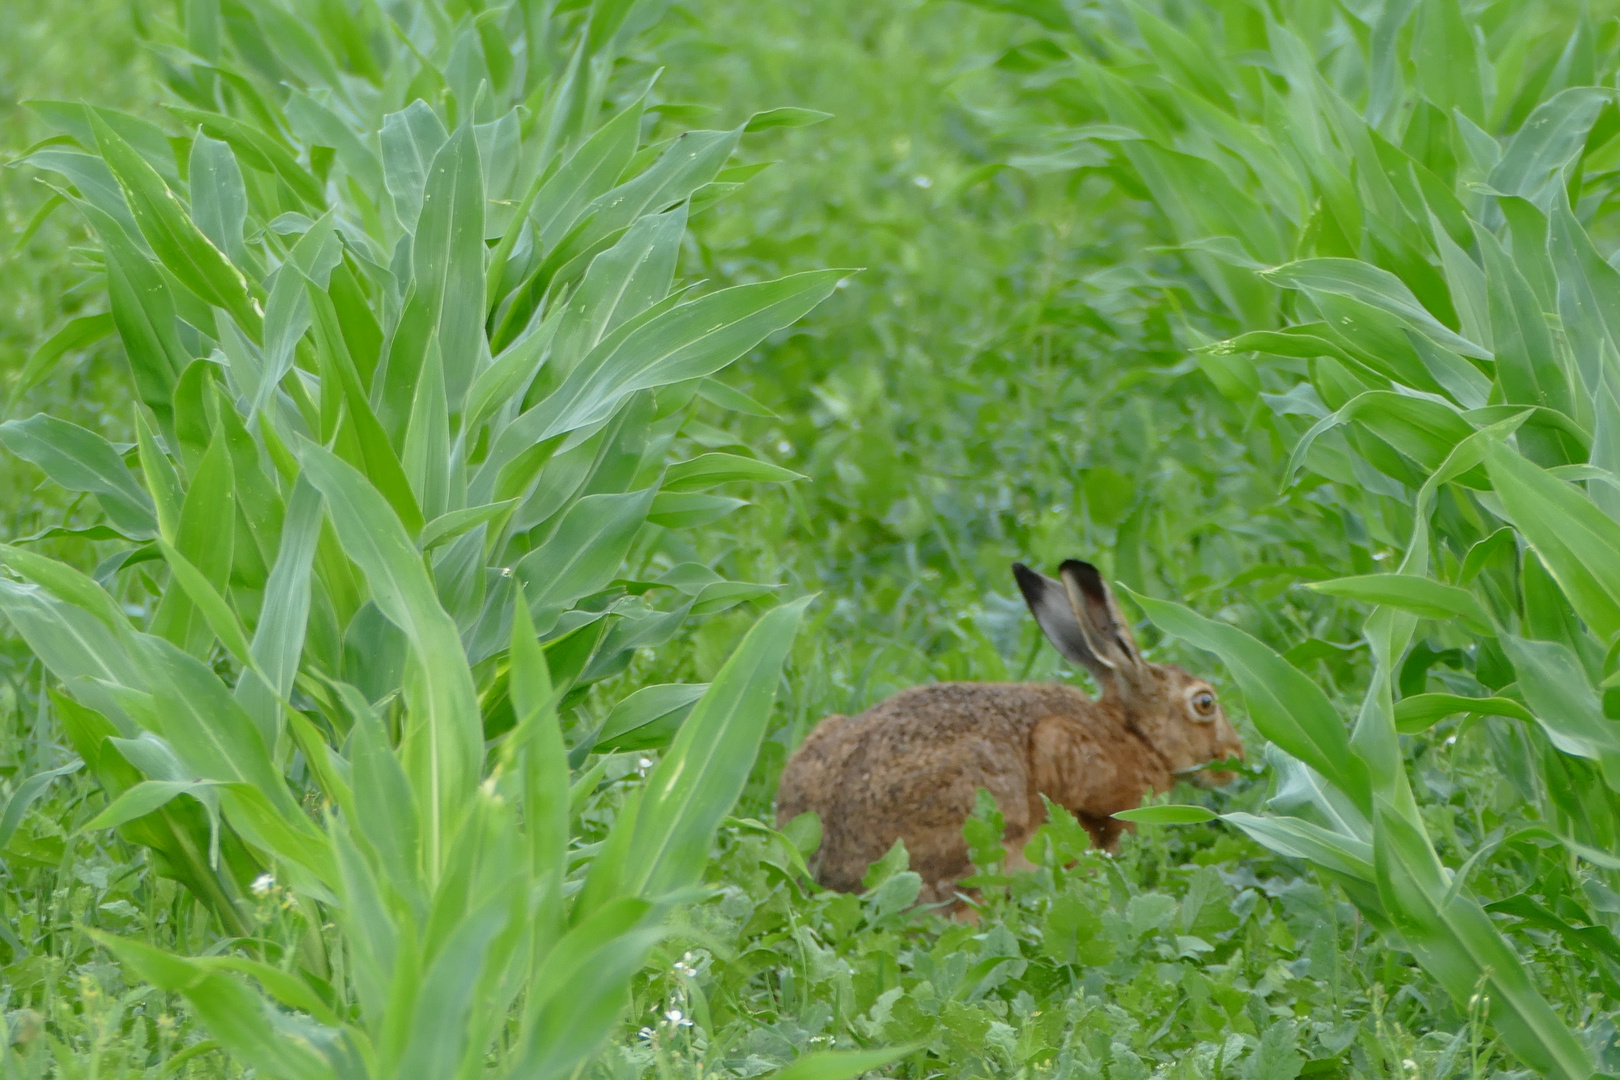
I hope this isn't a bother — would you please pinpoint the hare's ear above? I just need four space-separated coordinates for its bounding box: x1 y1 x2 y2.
1058 560 1146 682
1013 562 1108 675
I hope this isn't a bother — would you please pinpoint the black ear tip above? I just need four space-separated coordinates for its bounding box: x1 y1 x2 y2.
1059 558 1105 593
1011 561 1041 596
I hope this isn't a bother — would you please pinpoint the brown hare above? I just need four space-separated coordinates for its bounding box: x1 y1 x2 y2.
775 559 1244 904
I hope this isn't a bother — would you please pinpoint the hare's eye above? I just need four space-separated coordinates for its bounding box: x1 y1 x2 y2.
1191 690 1216 717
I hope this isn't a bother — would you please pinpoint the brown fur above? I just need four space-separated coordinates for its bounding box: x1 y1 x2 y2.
775 560 1244 903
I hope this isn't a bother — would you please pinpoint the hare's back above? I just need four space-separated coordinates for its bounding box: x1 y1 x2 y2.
855 681 1091 744
787 682 1092 790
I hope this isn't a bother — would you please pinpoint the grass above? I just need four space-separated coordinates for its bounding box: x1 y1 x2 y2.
1 0 1618 1078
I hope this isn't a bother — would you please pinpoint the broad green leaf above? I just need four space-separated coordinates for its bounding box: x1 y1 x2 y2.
463 311 562 438
395 895 508 1079
1393 694 1535 733
662 452 804 491
768 1047 919 1080
547 205 688 382
0 544 142 654
1112 805 1218 824
136 637 301 826
297 439 482 879
0 761 83 851
237 477 322 740
483 271 845 486
381 100 450 233
257 215 340 416
1283 391 1483 489
187 133 257 278
1220 812 1374 882
92 933 343 1080
6 313 116 410
509 588 566 958
167 106 325 208
1477 227 1574 437
410 124 485 412
149 429 234 655
0 414 155 536
514 489 655 628
81 778 221 833
28 149 142 240
529 96 643 251
592 682 708 752
1484 440 1620 639
306 282 425 535
348 692 422 905
1262 259 1488 359
513 897 664 1080
1372 802 1592 1080
1412 0 1483 122
1306 573 1491 627
0 579 150 734
743 106 833 132
696 377 778 417
1491 87 1611 203
285 89 384 198
1502 635 1620 789
402 348 453 521
1265 744 1371 841
133 408 182 542
27 102 180 184
420 499 518 552
647 492 748 528
618 596 810 901
156 538 255 673
1549 197 1620 396
90 111 261 338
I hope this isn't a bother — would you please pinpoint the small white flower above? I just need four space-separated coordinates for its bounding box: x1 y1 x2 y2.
776 440 793 456
250 873 276 897
913 175 933 189
664 1008 692 1028
500 566 514 578
637 1026 656 1042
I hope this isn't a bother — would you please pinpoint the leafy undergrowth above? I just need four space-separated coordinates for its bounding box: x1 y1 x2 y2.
611 816 1503 1080
0 1 1612 1079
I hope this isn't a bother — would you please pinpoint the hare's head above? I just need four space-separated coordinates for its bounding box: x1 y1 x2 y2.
1013 559 1244 785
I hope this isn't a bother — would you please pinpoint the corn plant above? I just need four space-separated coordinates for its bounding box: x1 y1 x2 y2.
972 0 1620 1075
0 0 890 1075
